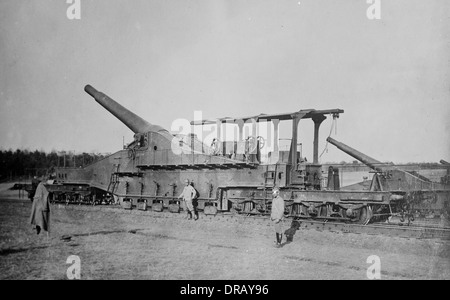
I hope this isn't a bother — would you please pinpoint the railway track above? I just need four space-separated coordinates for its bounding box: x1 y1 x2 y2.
51 201 450 241
295 219 450 240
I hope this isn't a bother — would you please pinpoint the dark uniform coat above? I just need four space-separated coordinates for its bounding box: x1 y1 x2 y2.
30 182 50 232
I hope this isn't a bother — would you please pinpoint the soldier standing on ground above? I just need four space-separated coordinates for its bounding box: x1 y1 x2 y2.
29 178 51 237
270 188 285 247
178 179 197 220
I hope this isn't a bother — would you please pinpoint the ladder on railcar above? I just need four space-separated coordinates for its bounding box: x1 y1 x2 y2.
263 163 278 214
264 163 278 188
106 164 120 195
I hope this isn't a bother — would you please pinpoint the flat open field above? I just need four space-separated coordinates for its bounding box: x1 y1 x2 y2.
0 186 449 280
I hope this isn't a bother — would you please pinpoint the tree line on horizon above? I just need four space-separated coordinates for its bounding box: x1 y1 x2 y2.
0 148 443 183
0 149 106 182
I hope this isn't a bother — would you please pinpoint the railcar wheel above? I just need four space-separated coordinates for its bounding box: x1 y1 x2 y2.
307 204 318 217
358 206 373 225
318 205 328 218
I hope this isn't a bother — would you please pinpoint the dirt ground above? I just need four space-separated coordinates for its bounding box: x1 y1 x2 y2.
0 184 449 280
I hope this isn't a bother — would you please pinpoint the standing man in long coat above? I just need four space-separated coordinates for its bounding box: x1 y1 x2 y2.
30 179 51 236
270 188 285 247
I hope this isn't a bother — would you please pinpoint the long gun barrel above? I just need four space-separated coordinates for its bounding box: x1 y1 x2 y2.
326 137 385 172
440 160 450 165
84 85 168 134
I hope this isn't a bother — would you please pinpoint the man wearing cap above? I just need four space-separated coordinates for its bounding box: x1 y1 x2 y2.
179 179 197 220
270 188 285 247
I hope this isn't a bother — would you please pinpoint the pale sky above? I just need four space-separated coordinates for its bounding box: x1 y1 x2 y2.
0 0 449 163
